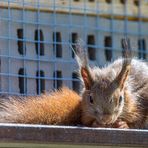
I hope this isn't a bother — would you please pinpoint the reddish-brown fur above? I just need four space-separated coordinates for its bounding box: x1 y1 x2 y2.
0 87 82 125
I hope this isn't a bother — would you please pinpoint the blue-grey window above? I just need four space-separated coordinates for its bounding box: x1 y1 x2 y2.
134 0 139 6
138 39 146 59
17 28 26 55
106 0 111 4
35 29 44 56
71 33 78 58
104 36 112 62
120 0 126 4
53 71 62 89
87 35 96 61
18 68 27 94
89 0 95 2
72 72 80 93
36 70 45 95
53 32 62 58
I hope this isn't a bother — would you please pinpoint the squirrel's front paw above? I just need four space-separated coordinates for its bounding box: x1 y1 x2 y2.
113 120 129 129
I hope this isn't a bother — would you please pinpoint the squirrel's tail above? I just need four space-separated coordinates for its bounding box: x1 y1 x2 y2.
0 87 81 125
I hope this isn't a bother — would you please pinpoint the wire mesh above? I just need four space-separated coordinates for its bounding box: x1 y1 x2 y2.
0 0 148 95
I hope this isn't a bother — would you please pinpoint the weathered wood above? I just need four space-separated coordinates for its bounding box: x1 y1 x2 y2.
0 123 147 147
1 2 148 22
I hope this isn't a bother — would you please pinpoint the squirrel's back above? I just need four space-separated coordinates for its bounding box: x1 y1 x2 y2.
0 87 81 125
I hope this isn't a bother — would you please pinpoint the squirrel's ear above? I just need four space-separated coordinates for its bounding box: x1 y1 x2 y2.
115 38 132 90
73 39 94 90
81 67 93 90
118 65 130 90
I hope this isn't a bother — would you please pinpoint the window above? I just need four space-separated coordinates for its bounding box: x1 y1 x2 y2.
72 72 80 93
17 29 26 55
36 70 45 95
89 0 95 2
120 0 126 4
134 0 140 6
104 36 112 62
53 71 62 89
53 32 62 58
18 68 27 94
105 0 111 4
71 33 78 58
138 39 146 59
35 29 44 56
87 35 96 61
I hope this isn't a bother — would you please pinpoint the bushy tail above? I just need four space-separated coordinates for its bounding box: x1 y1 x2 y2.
0 87 82 125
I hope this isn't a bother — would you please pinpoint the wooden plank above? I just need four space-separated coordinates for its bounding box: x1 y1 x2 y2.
0 123 147 147
0 3 148 22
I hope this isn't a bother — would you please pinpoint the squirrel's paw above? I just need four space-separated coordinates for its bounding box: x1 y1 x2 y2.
113 120 129 129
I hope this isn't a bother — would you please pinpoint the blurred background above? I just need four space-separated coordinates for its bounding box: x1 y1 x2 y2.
0 0 147 96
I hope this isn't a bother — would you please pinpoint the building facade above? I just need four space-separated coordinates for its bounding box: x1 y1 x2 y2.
0 0 148 95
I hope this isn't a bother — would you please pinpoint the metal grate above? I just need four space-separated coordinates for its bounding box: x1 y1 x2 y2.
0 0 148 95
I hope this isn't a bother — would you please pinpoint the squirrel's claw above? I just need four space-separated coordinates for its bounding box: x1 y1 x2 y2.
112 120 129 129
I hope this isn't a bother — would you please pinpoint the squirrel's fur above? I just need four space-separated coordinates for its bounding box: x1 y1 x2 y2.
0 87 81 125
80 58 148 128
75 39 148 129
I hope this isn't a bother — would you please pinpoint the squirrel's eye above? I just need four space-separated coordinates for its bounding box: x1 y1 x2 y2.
119 96 123 104
89 95 93 104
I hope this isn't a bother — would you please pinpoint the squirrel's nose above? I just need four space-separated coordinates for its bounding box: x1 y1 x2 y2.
101 115 112 124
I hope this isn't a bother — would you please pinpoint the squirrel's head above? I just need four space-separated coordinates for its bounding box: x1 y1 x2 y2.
75 38 132 126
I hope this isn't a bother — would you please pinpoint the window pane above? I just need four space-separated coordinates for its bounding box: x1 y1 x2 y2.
87 35 96 61
104 36 112 62
35 29 44 56
53 32 62 58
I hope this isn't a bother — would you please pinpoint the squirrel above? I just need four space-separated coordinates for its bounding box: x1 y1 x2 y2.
75 38 148 129
0 39 147 129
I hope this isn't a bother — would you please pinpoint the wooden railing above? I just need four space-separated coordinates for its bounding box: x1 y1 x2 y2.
0 123 147 147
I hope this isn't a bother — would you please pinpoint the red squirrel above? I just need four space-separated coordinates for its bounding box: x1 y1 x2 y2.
0 39 147 129
76 39 148 129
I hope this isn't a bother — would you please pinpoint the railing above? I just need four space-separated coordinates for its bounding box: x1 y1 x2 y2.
0 123 147 147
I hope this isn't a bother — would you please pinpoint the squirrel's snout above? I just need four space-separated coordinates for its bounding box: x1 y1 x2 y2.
97 114 114 125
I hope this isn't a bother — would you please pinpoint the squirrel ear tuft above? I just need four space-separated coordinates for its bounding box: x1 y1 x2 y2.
116 38 132 90
81 67 93 90
72 39 95 90
118 65 130 90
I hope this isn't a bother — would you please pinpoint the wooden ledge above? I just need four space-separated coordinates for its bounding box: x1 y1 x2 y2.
0 123 147 147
